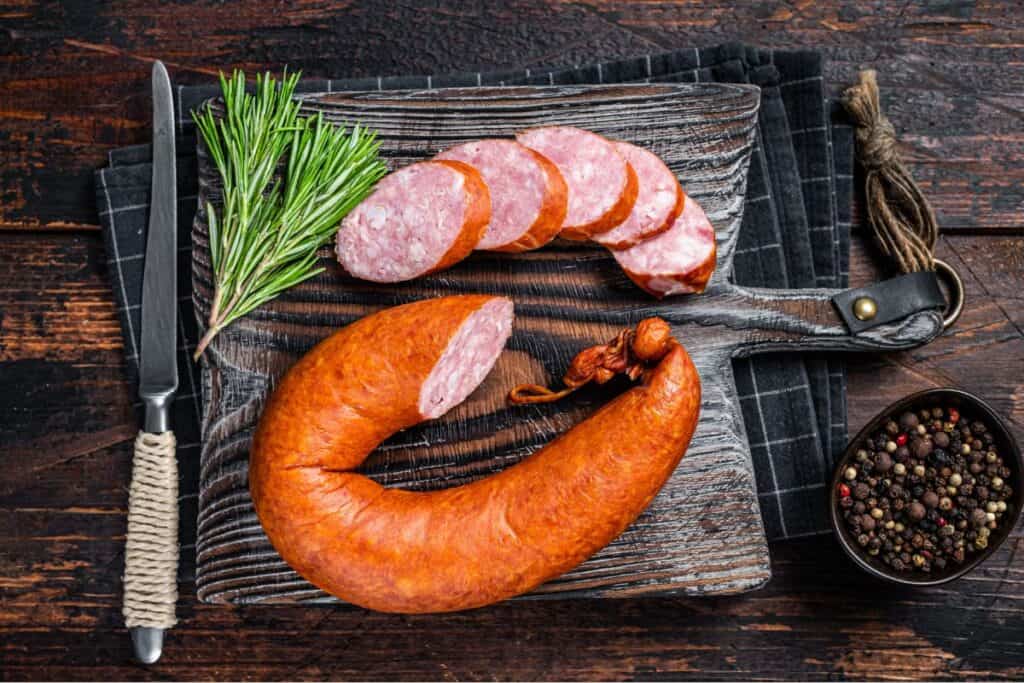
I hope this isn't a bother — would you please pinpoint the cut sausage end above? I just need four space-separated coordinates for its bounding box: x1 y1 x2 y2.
418 297 514 419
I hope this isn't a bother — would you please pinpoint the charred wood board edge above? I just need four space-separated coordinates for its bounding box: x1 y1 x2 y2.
191 84 941 605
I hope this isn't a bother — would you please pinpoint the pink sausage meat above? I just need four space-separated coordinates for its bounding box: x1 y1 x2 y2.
594 142 684 250
436 140 566 252
336 161 489 283
516 126 637 240
612 194 717 298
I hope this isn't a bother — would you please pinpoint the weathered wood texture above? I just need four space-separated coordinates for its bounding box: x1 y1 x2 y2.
2 228 1022 679
1 1 1022 234
2 0 1023 679
193 83 776 602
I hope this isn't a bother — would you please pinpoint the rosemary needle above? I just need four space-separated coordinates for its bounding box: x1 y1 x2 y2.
192 70 386 359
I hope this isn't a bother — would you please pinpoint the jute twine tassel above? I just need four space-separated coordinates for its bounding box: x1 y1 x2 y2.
842 70 939 273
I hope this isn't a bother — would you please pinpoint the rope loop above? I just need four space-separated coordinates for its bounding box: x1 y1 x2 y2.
842 70 939 273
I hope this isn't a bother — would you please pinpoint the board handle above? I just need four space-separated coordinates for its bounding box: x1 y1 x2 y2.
726 284 945 357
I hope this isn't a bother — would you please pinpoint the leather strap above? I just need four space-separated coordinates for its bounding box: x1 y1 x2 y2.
832 271 946 334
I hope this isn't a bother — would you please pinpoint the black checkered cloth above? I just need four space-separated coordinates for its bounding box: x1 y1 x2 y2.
95 44 854 579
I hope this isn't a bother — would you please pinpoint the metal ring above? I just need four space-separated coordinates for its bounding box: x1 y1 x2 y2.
933 258 964 330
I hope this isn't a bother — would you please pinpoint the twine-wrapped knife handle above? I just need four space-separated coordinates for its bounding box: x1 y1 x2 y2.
123 430 178 651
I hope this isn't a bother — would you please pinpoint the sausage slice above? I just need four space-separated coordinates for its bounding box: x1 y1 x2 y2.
517 126 638 240
335 160 490 282
593 142 684 249
436 140 567 252
612 193 717 297
250 295 701 613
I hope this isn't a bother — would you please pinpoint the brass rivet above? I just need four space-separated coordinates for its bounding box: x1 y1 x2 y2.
853 296 878 321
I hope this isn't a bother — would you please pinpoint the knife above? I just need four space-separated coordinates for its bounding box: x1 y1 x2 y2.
122 60 179 665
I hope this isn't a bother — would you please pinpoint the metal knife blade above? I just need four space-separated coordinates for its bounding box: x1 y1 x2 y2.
139 60 178 430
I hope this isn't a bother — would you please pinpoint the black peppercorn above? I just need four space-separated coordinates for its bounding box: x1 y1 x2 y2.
908 501 926 521
899 412 920 431
934 432 950 449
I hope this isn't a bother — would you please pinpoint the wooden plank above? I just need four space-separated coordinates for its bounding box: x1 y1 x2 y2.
582 0 1024 231
2 0 1023 233
192 82 780 603
0 0 658 232
1 229 1022 678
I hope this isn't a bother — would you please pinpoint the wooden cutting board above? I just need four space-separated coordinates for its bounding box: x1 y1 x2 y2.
192 83 943 604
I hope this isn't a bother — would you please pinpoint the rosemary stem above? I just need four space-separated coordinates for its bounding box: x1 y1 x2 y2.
191 70 386 358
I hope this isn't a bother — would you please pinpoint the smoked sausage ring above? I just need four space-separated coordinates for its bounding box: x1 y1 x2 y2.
250 295 701 613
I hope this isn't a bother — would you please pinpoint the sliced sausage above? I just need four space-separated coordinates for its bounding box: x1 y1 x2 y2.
612 193 717 298
593 142 684 249
436 140 567 252
250 295 701 614
335 160 489 283
516 126 638 241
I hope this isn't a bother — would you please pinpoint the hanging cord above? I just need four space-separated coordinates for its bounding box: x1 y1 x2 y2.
509 318 673 404
842 70 939 273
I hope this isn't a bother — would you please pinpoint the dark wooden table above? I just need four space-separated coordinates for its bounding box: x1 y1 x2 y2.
2 2 1022 680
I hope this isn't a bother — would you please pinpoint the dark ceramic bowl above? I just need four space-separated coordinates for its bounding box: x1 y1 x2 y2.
830 388 1022 586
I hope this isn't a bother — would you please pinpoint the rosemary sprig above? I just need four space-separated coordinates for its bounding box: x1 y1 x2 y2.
192 70 386 359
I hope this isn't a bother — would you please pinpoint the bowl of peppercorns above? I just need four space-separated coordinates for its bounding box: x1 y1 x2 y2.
831 389 1021 585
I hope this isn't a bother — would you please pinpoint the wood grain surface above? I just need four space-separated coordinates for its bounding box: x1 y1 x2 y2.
1 1 1022 679
193 82 778 602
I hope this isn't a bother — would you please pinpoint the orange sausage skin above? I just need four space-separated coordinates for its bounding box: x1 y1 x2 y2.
250 295 701 613
427 160 491 273
490 148 569 253
559 161 639 241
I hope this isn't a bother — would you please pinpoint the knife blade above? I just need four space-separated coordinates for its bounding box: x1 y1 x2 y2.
123 60 179 666
140 60 178 419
